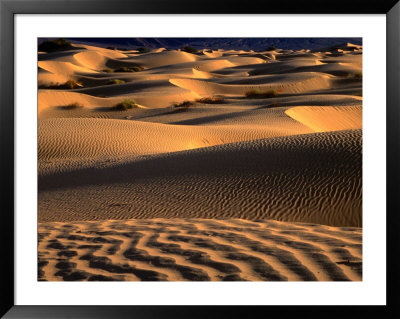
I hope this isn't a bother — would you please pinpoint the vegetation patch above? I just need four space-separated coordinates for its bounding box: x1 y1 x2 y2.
60 102 83 110
38 38 76 53
111 99 138 111
245 89 278 99
173 101 195 109
348 72 362 79
106 79 126 85
196 97 225 104
102 68 113 73
114 66 144 72
63 80 83 89
45 80 83 90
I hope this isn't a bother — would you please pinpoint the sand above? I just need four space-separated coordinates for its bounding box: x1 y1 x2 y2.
38 219 362 281
38 42 362 281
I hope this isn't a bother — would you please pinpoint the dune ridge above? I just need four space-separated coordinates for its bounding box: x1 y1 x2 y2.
39 130 362 227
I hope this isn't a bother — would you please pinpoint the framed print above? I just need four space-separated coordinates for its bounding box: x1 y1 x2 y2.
1 0 399 318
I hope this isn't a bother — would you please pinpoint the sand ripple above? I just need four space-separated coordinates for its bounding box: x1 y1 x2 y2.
39 130 361 227
38 219 362 281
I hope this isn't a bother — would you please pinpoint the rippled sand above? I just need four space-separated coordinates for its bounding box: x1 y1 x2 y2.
38 219 362 281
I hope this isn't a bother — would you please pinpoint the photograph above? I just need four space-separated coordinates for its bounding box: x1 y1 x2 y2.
1 0 398 316
37 37 363 282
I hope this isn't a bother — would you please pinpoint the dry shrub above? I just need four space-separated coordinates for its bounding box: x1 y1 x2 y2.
173 101 195 109
112 99 138 111
196 97 225 104
60 102 83 110
245 89 278 98
45 80 83 89
114 66 144 72
106 79 126 85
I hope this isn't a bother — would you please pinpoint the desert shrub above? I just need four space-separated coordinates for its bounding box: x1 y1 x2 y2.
60 102 83 110
265 46 277 51
46 80 83 89
196 97 225 104
114 66 144 72
173 101 195 108
106 79 126 85
102 68 113 73
245 89 278 98
348 71 362 79
181 46 198 54
130 66 144 72
38 38 75 53
112 99 138 111
64 80 83 89
114 67 129 72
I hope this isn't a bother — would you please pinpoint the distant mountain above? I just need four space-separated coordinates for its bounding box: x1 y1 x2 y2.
39 38 362 51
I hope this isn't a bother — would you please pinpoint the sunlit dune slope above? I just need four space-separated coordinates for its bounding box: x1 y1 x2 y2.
39 130 362 227
38 115 313 169
170 72 332 96
286 105 362 132
37 41 363 229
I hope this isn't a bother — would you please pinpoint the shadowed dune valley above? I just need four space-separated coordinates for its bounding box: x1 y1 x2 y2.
38 38 362 282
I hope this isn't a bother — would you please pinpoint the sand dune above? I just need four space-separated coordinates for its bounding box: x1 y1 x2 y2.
170 72 332 96
37 40 362 281
38 84 198 113
73 50 129 69
39 130 361 227
38 90 118 114
203 50 224 58
38 60 98 76
38 117 311 165
286 106 362 132
38 219 362 281
122 50 200 69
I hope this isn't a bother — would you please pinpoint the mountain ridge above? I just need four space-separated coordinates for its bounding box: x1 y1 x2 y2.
39 37 362 51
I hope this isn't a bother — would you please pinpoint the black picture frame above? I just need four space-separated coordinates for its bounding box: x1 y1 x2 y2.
1 0 399 318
